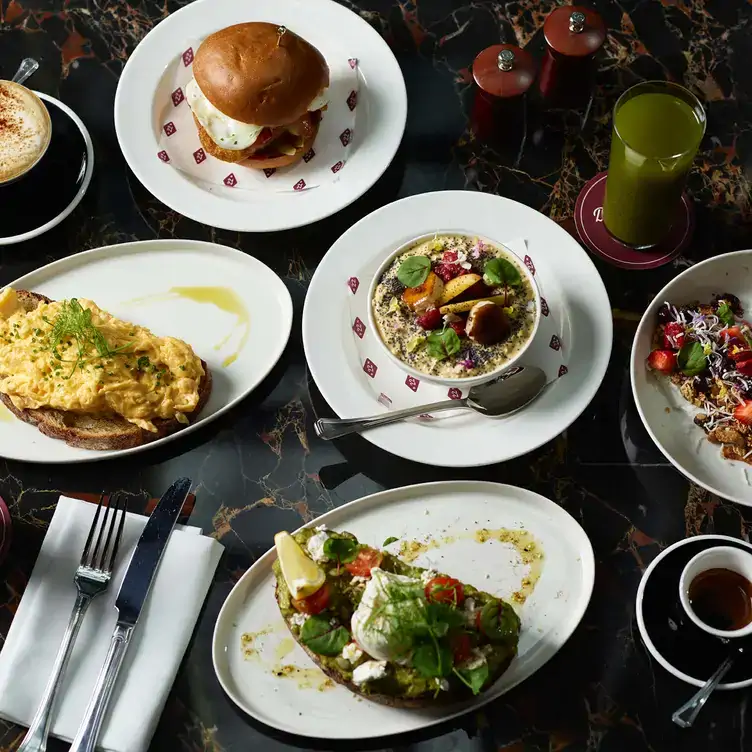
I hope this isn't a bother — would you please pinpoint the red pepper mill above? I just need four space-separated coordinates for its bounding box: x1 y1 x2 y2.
471 44 536 163
538 6 606 110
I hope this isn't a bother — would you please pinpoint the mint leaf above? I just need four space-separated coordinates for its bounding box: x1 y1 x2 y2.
412 641 453 678
483 258 521 287
397 256 431 288
300 615 350 656
382 536 399 547
323 537 359 564
453 662 489 695
426 328 462 361
677 341 707 376
717 301 736 327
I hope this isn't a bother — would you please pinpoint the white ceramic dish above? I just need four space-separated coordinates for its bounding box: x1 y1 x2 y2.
303 190 612 467
366 231 542 388
212 480 595 739
631 250 752 505
0 239 292 463
114 0 407 233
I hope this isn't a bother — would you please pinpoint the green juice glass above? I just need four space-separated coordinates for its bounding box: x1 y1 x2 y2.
602 81 706 249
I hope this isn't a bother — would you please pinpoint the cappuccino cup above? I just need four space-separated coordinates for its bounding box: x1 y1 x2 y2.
0 80 52 185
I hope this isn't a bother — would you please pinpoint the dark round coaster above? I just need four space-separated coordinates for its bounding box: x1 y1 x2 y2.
574 171 694 270
0 92 93 245
637 535 752 688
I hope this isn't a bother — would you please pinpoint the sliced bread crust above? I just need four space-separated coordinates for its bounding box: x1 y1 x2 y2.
0 290 212 450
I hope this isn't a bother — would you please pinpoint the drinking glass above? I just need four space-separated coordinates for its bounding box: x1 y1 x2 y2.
602 81 706 249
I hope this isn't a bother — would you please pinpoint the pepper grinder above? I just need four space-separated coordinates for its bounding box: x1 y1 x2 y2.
471 44 536 165
538 6 606 111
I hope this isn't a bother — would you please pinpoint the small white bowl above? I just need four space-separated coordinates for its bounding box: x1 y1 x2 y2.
679 545 752 639
367 231 542 388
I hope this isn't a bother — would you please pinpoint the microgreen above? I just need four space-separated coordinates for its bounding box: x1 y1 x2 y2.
323 537 359 566
453 661 489 695
483 258 521 287
396 256 431 288
677 341 707 377
717 301 736 327
426 327 461 361
478 600 519 642
382 536 399 547
300 615 350 656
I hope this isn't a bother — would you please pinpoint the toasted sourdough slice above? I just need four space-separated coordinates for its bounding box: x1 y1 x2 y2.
0 290 213 450
273 529 519 708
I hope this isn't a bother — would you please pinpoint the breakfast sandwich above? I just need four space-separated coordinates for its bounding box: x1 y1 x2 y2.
0 288 212 449
272 527 521 706
186 22 329 168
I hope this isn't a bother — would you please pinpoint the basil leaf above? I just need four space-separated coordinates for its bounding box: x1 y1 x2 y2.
397 256 431 288
479 600 520 642
717 301 736 327
382 536 399 547
483 258 521 287
300 615 350 656
425 328 462 361
677 341 707 376
453 661 489 695
323 537 359 564
412 641 453 678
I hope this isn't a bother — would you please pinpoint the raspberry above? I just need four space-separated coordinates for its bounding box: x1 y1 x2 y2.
449 320 465 336
435 263 462 282
442 251 458 262
416 308 442 330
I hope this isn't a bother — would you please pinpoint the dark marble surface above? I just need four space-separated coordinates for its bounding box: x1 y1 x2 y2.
1 0 752 750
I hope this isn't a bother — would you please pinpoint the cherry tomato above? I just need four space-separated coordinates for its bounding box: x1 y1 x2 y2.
450 632 473 664
424 576 465 606
292 582 331 614
344 548 383 578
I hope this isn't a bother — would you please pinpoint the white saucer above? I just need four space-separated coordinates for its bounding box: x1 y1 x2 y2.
114 0 407 232
303 191 613 467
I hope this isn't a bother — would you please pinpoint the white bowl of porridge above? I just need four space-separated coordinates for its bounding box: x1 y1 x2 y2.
368 232 541 387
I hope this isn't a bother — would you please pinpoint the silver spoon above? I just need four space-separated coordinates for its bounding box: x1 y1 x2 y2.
11 58 39 86
314 365 547 440
672 652 736 728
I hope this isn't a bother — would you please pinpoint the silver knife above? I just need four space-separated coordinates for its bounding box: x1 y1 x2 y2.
69 477 192 752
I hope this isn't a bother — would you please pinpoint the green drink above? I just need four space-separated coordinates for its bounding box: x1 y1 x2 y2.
603 81 705 248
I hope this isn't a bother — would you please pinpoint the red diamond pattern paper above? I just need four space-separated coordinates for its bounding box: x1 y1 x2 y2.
541 298 550 317
182 48 194 66
549 335 562 351
448 388 463 400
171 87 184 107
293 179 306 191
363 359 377 378
157 150 170 163
302 149 315 163
524 255 536 275
405 375 420 392
558 365 568 377
347 90 358 111
263 168 277 178
348 277 359 294
352 317 366 339
163 121 176 137
193 148 206 164
223 173 237 187
339 128 353 147
331 161 344 173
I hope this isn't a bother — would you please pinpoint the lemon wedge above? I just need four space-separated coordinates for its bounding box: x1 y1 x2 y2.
274 531 326 600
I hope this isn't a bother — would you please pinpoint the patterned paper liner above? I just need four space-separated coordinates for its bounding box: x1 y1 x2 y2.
346 239 568 419
156 42 359 192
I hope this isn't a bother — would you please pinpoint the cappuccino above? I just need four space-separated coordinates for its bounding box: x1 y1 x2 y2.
0 81 51 184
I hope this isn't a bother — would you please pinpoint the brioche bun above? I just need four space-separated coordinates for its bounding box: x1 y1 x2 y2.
193 22 329 127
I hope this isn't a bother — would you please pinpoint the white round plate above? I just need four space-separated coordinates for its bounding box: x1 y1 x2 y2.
212 480 595 739
0 239 292 463
631 250 752 505
302 191 613 466
114 0 406 232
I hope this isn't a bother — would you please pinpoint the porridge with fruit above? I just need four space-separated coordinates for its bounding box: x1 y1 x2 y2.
371 235 537 379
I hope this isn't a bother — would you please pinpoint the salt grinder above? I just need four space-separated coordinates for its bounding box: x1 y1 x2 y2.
471 44 536 163
538 6 606 110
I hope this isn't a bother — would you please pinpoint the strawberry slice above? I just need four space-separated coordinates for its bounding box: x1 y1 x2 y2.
734 401 752 425
662 321 685 350
647 349 677 374
722 326 744 342
416 307 442 330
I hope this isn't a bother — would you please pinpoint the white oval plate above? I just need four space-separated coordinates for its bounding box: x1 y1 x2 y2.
114 0 406 232
631 250 752 505
303 191 612 466
212 481 595 739
0 239 292 463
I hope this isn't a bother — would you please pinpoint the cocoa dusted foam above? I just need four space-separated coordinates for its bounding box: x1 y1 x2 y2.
0 81 51 184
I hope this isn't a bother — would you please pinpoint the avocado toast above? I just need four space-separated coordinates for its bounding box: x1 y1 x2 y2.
273 527 521 707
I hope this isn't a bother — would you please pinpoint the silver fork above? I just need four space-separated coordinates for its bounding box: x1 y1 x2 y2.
18 493 128 752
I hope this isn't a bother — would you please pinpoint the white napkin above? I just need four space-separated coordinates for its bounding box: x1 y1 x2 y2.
0 495 224 752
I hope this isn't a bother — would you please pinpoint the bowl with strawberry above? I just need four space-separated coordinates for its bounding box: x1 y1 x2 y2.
631 249 752 506
368 232 540 386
